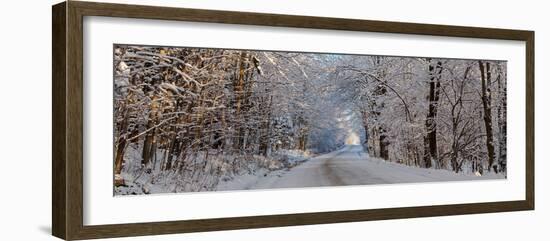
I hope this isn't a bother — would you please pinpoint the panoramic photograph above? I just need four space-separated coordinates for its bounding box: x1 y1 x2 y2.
113 45 507 195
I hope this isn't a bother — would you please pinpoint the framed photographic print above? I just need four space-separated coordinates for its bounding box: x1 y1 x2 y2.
52 1 534 240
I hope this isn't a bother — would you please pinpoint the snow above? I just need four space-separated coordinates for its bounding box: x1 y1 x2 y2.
113 46 507 196
115 144 313 195
117 144 503 195
217 145 504 191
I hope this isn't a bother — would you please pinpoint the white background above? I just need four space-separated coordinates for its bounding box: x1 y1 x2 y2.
84 16 525 225
0 0 547 240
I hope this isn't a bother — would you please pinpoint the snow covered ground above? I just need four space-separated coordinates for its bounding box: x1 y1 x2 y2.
116 144 504 195
114 143 313 195
217 145 504 191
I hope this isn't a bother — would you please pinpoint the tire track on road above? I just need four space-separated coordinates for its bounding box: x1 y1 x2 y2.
320 151 348 186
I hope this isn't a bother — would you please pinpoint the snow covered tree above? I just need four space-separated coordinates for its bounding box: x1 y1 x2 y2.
113 45 507 194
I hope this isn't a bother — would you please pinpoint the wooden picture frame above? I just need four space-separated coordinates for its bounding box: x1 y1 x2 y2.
52 1 534 240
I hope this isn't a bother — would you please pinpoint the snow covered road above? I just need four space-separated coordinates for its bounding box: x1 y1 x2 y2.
217 145 503 191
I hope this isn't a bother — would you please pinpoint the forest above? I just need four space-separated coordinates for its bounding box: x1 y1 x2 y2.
113 45 506 195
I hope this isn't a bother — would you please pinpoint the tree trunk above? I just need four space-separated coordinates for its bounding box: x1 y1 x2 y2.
496 67 507 173
379 127 389 160
260 95 273 156
423 60 443 168
479 61 497 172
233 52 248 152
299 129 308 151
163 131 181 171
361 110 370 151
114 136 127 175
141 96 159 167
141 120 155 167
114 108 129 175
